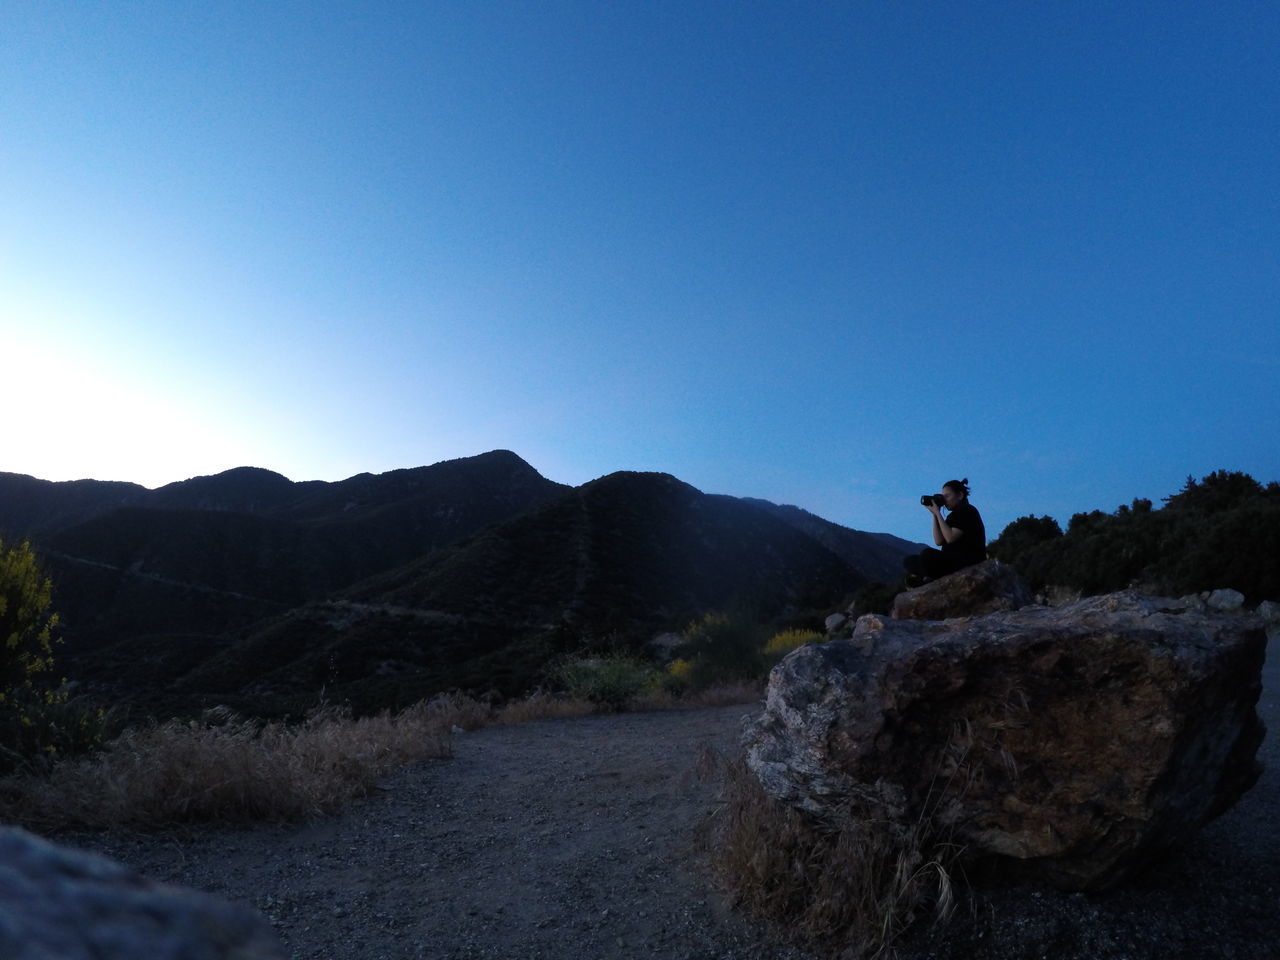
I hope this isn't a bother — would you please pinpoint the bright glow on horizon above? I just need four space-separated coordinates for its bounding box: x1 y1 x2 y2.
5 328 266 489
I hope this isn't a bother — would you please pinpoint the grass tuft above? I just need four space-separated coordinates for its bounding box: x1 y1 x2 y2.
698 748 964 959
0 699 466 830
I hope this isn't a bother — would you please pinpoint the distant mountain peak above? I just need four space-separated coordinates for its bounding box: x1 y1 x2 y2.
169 466 294 486
584 470 698 492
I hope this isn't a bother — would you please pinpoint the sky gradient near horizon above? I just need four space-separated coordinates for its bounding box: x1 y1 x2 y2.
3 2 1278 543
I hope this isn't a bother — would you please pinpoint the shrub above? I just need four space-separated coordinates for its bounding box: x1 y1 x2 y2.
763 628 823 668
677 611 767 689
661 657 695 694
0 538 104 774
0 686 108 777
0 538 59 696
555 655 658 709
700 748 962 959
849 580 900 617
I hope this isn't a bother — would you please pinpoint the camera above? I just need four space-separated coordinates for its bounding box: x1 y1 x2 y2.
920 493 945 507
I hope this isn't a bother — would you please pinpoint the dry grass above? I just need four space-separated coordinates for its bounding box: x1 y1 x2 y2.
0 699 473 831
494 695 599 725
698 748 963 959
426 691 495 731
0 682 763 832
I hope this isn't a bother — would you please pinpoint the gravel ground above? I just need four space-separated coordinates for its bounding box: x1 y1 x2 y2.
60 705 817 960
55 631 1277 960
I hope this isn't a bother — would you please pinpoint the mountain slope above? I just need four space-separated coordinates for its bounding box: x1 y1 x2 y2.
738 497 924 581
171 472 870 714
8 452 918 718
44 452 569 665
0 473 148 538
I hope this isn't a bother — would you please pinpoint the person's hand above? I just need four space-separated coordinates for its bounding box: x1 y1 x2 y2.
925 500 943 518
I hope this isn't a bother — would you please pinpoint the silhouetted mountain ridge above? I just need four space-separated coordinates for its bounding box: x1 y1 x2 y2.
146 467 313 514
1 452 918 717
0 473 148 537
168 470 875 714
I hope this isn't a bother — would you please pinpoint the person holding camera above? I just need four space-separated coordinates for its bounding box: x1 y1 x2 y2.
903 478 986 586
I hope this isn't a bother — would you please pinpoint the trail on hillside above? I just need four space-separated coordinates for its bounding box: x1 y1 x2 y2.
61 640 1280 960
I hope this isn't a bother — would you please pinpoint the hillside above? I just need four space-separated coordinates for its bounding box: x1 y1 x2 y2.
0 473 148 536
1 452 916 718
738 497 921 583
29 451 568 654
164 471 871 715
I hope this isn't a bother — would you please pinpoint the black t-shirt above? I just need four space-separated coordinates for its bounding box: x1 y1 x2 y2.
942 501 986 566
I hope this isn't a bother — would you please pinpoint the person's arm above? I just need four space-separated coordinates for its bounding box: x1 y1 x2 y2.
928 503 965 545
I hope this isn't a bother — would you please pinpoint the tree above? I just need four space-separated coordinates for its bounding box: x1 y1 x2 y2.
0 538 103 774
1163 471 1263 515
0 538 60 699
988 515 1063 563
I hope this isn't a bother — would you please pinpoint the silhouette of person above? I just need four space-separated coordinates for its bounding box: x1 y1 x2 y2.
903 478 986 585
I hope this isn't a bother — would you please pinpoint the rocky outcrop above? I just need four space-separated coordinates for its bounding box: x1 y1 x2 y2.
743 591 1267 891
1178 588 1247 613
891 558 1033 621
0 827 284 960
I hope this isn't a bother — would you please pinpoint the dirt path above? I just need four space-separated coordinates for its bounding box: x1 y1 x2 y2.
61 630 1280 960
66 704 816 960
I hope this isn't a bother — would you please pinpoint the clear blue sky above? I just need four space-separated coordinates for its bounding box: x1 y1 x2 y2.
3 1 1277 542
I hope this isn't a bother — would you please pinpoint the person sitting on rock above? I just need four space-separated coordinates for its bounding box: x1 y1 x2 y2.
904 478 986 586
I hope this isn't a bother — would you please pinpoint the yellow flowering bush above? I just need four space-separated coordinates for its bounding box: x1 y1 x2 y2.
1 538 59 690
659 657 695 694
763 628 824 668
0 539 105 774
673 611 767 690
764 628 823 655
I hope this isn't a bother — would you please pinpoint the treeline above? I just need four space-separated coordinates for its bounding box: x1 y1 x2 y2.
988 470 1280 604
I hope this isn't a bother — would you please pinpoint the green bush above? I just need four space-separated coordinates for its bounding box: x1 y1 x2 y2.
848 580 900 618
676 611 767 689
0 538 105 774
555 655 658 709
1 539 59 693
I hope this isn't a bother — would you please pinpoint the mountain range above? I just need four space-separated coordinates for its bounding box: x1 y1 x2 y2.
0 451 919 717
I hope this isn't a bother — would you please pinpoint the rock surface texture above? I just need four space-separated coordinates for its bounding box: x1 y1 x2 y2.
891 558 1033 621
743 591 1267 891
0 827 284 960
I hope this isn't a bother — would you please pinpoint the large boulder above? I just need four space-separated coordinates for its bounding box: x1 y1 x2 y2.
743 591 1267 891
891 558 1033 620
0 827 285 960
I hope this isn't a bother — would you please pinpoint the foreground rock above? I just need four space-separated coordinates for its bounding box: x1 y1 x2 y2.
0 827 284 960
891 558 1033 620
743 591 1267 891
